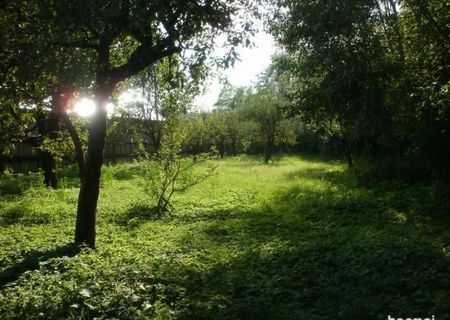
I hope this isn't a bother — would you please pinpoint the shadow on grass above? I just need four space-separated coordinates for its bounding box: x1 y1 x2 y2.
0 204 54 226
0 173 42 196
114 202 165 227
56 164 81 188
174 208 246 225
3 159 449 319
0 206 27 225
166 166 450 319
179 228 450 319
0 243 80 288
100 161 148 182
111 166 147 181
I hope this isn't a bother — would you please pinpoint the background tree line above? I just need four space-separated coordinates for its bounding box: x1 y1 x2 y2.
265 0 450 181
119 76 300 164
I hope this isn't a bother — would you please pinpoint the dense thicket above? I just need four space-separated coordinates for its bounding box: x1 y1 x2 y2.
267 0 450 181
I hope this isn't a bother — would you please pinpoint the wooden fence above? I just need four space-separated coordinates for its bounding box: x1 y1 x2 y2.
1 142 143 174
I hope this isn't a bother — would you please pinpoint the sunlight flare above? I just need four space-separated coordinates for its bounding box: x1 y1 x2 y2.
106 102 115 117
73 98 96 117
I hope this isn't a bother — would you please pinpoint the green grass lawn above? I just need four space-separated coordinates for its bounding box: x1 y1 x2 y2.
1 155 449 319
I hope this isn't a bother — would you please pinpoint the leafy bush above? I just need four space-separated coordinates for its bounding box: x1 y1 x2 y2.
140 120 218 216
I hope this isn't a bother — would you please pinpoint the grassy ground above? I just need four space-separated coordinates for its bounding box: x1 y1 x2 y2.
0 155 449 319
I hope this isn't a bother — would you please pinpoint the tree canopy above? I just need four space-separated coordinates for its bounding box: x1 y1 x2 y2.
266 0 450 177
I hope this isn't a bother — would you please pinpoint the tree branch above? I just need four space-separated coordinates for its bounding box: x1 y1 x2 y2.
51 40 98 50
61 115 85 178
107 41 182 83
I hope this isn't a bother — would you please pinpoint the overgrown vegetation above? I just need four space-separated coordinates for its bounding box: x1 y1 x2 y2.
140 119 218 216
1 1 449 318
266 0 450 178
1 156 449 319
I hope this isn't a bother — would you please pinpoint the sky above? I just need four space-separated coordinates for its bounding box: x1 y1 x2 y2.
73 29 277 116
194 30 276 111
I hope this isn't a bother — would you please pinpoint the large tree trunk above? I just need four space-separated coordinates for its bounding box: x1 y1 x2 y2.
0 156 5 175
40 151 58 189
74 87 110 248
37 109 60 189
219 139 225 160
70 31 179 248
264 143 272 164
230 137 237 156
337 116 354 167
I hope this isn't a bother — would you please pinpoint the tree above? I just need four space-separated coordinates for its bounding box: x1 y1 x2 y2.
143 117 217 215
267 0 398 167
1 2 94 185
240 89 296 163
215 83 247 111
182 113 209 157
214 85 251 155
2 0 255 248
399 0 450 180
121 57 198 154
224 110 248 155
266 0 450 179
206 110 228 159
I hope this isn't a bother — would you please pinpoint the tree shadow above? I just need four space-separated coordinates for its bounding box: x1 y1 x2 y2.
0 204 54 226
3 159 450 319
0 243 81 288
178 229 450 319
0 206 26 225
165 166 450 319
285 165 351 185
57 164 81 188
114 202 165 227
284 165 450 231
174 208 243 224
0 172 42 196
110 165 147 181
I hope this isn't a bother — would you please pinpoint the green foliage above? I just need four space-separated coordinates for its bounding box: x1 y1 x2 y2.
0 171 41 196
1 155 450 319
266 0 450 177
399 0 450 179
140 119 218 216
2 0 259 246
182 109 253 159
38 131 76 164
192 80 299 163
117 57 203 155
0 182 77 225
181 114 210 156
239 88 297 163
215 85 249 111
